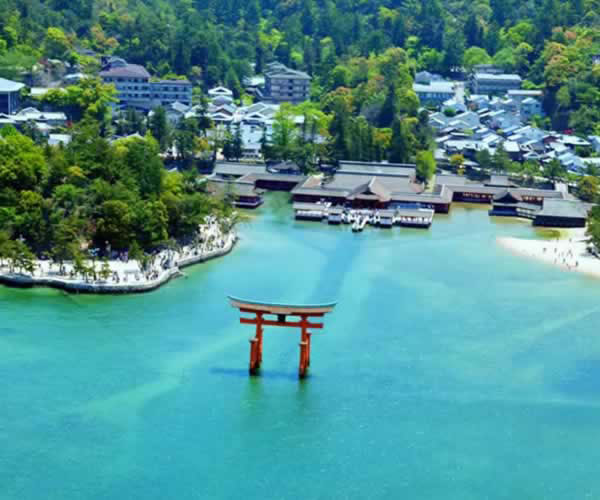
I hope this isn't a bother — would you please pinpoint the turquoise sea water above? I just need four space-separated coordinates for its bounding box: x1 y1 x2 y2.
2 193 600 500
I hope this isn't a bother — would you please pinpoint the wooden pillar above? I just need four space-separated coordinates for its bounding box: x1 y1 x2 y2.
249 312 264 376
299 315 309 378
306 332 312 367
256 313 264 365
249 338 259 375
299 341 308 378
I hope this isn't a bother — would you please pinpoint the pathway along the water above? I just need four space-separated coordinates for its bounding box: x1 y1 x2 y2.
2 193 600 500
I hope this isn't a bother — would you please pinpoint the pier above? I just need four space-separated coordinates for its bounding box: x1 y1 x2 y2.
293 203 434 229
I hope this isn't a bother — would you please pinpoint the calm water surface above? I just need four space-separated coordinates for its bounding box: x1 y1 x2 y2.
2 193 600 500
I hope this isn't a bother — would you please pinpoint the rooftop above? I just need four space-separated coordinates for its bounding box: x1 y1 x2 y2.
413 81 455 93
508 89 543 96
474 73 522 81
0 77 25 93
100 63 151 79
537 199 588 219
213 162 267 177
338 161 416 178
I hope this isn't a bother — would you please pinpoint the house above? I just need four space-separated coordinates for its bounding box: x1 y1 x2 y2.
206 179 264 208
484 109 523 131
0 107 67 131
205 103 237 124
520 97 543 119
100 57 192 110
468 94 491 110
63 73 87 84
442 97 467 113
208 86 233 99
149 101 190 125
413 81 457 106
211 94 234 107
261 62 311 104
559 134 591 150
502 140 522 161
589 136 600 153
0 77 25 114
48 134 72 146
242 75 265 97
472 64 504 75
507 89 543 102
471 73 522 95
414 71 444 84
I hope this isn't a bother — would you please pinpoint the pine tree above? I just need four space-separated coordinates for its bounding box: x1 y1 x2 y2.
232 126 243 160
378 85 397 128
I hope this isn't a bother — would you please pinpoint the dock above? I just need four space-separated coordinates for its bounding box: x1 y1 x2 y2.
293 203 434 229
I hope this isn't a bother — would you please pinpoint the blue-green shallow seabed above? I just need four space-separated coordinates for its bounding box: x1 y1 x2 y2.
2 193 600 500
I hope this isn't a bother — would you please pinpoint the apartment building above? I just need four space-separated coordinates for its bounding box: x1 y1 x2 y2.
261 62 311 104
100 57 192 110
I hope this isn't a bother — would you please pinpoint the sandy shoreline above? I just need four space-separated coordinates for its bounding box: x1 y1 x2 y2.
497 227 600 279
0 220 237 294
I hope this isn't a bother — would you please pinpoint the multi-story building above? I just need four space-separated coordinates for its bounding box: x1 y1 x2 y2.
413 81 458 106
0 77 25 114
471 73 522 95
100 57 192 111
262 62 311 104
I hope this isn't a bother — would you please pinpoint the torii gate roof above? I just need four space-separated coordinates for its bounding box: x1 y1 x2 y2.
228 296 336 315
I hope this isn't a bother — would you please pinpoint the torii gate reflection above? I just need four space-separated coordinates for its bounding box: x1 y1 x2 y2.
228 296 337 378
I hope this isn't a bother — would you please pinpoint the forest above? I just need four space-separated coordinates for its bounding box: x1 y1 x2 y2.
1 0 600 258
0 0 599 135
0 118 232 266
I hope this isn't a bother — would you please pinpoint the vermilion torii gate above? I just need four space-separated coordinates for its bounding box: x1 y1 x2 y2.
228 296 336 378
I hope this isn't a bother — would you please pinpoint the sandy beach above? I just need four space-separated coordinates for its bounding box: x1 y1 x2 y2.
497 227 600 279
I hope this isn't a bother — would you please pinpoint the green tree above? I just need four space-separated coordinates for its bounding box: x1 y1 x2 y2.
99 258 112 282
587 206 600 253
271 104 296 161
95 200 134 250
389 118 416 163
232 125 243 161
149 107 171 152
44 27 71 59
450 154 464 169
577 176 599 202
545 158 566 182
51 218 81 268
416 150 436 183
463 47 491 71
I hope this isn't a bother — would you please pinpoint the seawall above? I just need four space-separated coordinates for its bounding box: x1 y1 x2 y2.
0 234 237 295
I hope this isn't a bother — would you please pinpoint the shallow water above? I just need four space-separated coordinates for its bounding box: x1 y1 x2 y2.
2 193 600 500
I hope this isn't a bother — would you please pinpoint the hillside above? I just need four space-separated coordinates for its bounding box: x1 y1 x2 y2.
0 0 599 136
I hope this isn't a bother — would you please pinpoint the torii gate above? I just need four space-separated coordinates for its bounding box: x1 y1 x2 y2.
228 296 336 378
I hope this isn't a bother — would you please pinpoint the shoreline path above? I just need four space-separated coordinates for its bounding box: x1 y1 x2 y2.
0 218 237 294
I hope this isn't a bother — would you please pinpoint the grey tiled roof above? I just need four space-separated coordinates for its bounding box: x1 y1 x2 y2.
100 64 150 79
213 163 267 177
537 199 588 219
